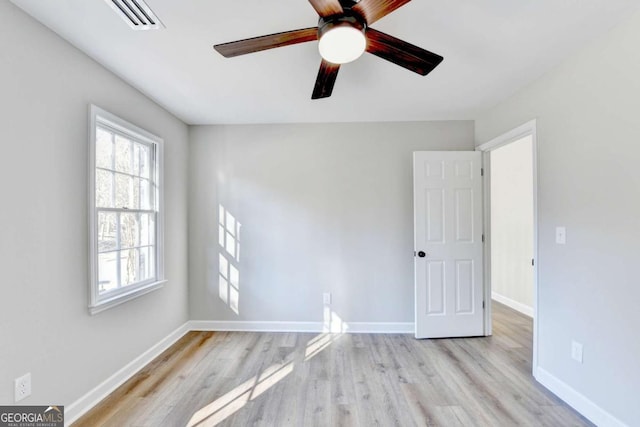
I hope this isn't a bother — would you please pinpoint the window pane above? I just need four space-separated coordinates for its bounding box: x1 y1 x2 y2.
140 178 151 210
140 213 155 246
139 246 155 282
98 252 118 294
133 143 141 177
120 248 139 286
92 111 162 311
132 177 141 210
115 135 132 174
120 213 140 249
96 170 114 208
148 247 156 279
115 173 133 209
98 212 117 252
139 143 150 179
96 128 113 170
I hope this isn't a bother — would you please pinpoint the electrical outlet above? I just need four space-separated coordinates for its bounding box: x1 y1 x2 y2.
14 373 31 402
556 227 566 244
323 292 331 305
571 341 583 364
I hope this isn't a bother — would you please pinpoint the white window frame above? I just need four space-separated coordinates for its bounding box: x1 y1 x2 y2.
88 105 165 315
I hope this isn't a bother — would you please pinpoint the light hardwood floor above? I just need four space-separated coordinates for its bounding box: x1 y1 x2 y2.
73 303 592 426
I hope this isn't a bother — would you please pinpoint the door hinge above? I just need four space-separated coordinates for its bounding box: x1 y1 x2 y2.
482 301 485 309
481 168 484 177
482 234 485 243
532 258 535 266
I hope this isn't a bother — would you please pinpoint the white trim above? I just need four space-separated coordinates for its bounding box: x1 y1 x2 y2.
65 322 190 426
92 105 164 145
74 318 634 427
64 319 414 424
188 320 415 334
88 106 98 314
480 151 493 337
477 119 538 152
190 321 322 333
477 119 539 375
535 368 628 427
491 292 533 318
88 280 166 315
347 322 414 334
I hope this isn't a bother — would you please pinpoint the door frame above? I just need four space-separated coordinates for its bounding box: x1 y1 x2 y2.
476 119 539 375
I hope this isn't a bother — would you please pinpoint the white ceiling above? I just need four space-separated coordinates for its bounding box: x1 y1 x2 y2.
11 0 639 125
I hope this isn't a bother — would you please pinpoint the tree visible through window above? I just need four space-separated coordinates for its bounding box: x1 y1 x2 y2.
89 106 164 314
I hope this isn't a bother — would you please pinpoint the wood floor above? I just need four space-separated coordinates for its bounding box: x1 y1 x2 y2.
73 303 592 426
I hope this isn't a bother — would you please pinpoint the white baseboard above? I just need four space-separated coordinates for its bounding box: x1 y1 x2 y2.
346 322 414 334
189 320 323 333
188 320 415 334
64 319 414 424
65 320 626 427
492 292 534 317
535 367 627 427
65 322 190 426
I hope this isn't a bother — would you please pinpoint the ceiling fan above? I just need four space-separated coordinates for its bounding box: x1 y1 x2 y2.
213 0 444 99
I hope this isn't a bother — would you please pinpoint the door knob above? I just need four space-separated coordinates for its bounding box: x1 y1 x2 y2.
417 251 427 258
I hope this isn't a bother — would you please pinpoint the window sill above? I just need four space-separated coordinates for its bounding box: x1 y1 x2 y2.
89 280 166 315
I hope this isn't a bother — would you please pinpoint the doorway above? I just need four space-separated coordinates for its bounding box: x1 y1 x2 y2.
490 136 534 316
478 120 539 373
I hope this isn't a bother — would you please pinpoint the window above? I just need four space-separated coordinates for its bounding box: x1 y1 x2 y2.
89 105 164 314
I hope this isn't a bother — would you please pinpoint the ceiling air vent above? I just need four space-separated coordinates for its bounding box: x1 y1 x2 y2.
106 0 165 30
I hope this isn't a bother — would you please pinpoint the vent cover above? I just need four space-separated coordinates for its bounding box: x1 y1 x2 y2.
106 0 164 30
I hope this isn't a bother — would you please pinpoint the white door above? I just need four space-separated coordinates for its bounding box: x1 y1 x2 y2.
414 151 484 339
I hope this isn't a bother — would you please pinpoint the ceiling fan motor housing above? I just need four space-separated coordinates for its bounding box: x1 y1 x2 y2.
318 11 367 40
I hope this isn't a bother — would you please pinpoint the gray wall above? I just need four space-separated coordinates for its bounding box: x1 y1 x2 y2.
0 2 189 407
189 122 474 323
476 10 640 425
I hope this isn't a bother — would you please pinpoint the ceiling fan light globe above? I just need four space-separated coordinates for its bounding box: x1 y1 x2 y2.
318 26 366 64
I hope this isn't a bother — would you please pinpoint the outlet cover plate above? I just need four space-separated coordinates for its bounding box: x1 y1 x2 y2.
14 373 32 402
323 293 331 305
571 341 583 364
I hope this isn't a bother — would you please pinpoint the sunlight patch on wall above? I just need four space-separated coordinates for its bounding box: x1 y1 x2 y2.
323 305 348 334
218 205 241 315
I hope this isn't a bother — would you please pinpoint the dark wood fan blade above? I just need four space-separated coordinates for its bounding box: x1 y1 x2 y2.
366 28 443 75
353 0 411 25
214 28 318 58
308 0 343 17
312 60 340 99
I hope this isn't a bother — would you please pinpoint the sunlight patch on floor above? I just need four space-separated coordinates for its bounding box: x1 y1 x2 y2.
187 361 294 427
194 283 349 423
304 306 347 361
